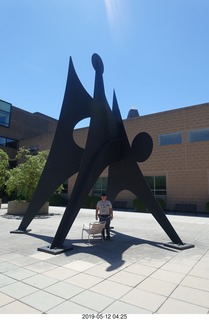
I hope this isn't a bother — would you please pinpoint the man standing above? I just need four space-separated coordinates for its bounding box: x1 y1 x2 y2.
95 193 113 240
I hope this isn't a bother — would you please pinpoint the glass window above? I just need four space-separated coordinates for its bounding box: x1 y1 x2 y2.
6 138 18 149
0 99 12 127
145 176 154 189
155 176 166 195
159 132 182 146
92 177 108 196
188 128 209 143
0 136 18 149
0 136 6 147
145 175 166 195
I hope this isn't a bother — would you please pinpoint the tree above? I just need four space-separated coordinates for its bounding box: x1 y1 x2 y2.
0 149 9 192
5 147 49 201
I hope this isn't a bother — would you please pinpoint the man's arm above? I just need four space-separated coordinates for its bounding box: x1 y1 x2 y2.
95 206 99 220
110 206 113 220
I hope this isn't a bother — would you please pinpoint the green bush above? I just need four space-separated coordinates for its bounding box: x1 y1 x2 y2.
0 149 9 190
5 148 48 201
133 197 166 212
132 198 148 212
5 148 62 202
156 197 166 210
205 202 209 212
82 195 100 209
49 193 68 206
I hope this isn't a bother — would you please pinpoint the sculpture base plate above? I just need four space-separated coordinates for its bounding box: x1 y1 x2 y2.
37 245 73 255
164 242 194 250
10 229 32 234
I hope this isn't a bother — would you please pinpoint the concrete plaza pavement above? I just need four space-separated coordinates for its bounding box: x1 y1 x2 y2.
0 204 209 315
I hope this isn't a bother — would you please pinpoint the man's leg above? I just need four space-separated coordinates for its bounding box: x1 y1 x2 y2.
105 217 111 239
99 216 106 239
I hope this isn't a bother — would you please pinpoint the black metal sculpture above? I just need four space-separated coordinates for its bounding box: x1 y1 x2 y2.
11 54 194 253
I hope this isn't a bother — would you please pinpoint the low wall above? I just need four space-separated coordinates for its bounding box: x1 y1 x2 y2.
7 201 49 215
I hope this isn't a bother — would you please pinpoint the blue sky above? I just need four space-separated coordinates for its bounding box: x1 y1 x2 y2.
1 0 209 126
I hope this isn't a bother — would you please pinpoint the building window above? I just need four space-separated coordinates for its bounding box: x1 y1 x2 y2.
158 132 182 146
0 99 12 127
145 176 166 195
188 128 209 143
0 136 6 147
0 136 18 149
92 177 108 196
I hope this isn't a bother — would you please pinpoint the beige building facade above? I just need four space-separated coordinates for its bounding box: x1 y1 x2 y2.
71 102 209 213
123 102 209 213
1 98 209 213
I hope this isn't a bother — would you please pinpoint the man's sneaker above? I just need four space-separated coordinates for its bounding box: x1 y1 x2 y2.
106 236 110 240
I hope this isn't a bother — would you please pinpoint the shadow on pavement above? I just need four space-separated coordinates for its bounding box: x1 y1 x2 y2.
25 229 177 271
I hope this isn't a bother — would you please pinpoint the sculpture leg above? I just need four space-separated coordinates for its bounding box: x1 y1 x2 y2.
107 160 184 245
49 146 120 249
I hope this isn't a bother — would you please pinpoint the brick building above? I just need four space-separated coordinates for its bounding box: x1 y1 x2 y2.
1 98 209 212
0 99 57 164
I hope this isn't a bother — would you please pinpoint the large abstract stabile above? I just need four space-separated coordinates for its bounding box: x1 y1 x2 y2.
11 54 194 253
